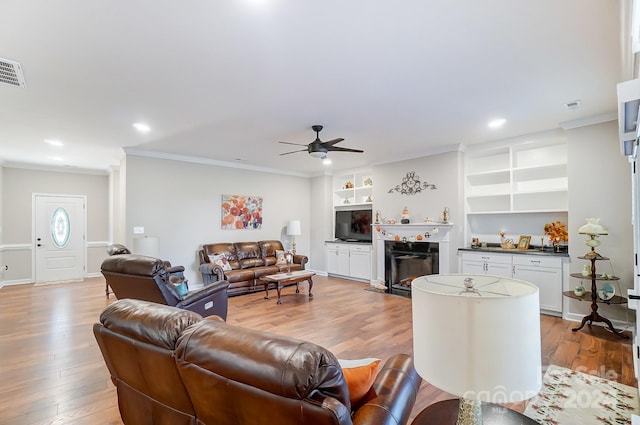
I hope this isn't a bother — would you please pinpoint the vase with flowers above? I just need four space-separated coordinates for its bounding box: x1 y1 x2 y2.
544 221 569 252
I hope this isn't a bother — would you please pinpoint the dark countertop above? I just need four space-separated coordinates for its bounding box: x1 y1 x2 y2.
325 240 373 245
458 244 569 257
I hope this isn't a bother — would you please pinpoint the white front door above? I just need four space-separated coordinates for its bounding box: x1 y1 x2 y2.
34 195 86 283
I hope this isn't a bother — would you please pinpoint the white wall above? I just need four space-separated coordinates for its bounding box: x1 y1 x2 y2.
566 120 635 326
122 154 311 285
0 166 110 283
371 150 464 275
309 175 333 272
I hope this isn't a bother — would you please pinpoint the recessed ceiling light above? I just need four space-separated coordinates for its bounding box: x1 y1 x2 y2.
132 122 151 133
44 139 63 147
488 118 506 129
49 156 63 161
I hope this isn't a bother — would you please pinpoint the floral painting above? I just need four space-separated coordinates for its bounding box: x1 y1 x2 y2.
221 194 263 230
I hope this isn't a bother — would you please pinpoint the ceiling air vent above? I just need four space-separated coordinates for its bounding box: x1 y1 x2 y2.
0 57 26 88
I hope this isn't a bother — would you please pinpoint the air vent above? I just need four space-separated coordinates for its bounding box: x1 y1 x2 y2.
563 99 582 110
0 57 26 88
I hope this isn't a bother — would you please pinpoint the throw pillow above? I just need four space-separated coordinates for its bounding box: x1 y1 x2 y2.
338 357 382 408
275 250 288 265
209 253 232 271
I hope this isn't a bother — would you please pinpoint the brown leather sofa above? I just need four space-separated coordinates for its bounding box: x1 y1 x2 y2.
94 299 421 425
199 240 308 296
101 254 230 319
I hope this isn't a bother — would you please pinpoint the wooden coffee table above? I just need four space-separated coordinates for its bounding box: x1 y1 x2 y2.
260 270 316 304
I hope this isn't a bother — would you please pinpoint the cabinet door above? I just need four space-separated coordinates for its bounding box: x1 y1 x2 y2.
337 248 350 276
327 244 350 276
461 260 487 275
349 248 371 280
513 265 562 313
326 246 340 274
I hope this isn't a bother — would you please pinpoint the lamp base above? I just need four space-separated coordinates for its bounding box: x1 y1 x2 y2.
412 399 539 425
456 399 482 425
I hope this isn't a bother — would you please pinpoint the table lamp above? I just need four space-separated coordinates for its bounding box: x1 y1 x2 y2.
578 217 608 259
412 274 541 425
287 220 301 255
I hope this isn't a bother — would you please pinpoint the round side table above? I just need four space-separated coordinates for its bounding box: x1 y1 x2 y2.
412 399 539 425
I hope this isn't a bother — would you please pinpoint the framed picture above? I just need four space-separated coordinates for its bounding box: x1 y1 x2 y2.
517 235 531 250
221 194 263 230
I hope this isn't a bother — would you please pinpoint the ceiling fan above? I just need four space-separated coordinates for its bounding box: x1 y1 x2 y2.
279 125 363 158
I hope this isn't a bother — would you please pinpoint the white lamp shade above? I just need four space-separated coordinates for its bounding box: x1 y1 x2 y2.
132 236 159 258
411 274 541 403
578 217 608 235
287 220 301 236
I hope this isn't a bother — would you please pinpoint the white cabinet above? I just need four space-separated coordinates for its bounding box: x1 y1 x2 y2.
326 242 372 281
465 139 568 214
512 256 563 314
460 252 512 277
327 243 350 276
333 171 373 207
349 245 372 280
460 251 563 315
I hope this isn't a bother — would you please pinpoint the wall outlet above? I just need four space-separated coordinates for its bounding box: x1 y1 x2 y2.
133 226 144 234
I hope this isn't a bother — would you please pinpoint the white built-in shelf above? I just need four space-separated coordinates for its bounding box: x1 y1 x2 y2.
333 171 373 208
465 139 568 214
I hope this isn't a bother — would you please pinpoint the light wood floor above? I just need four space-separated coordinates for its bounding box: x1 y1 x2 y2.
0 275 635 424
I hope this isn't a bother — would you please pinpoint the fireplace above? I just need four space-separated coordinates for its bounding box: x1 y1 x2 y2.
374 223 453 296
385 241 438 296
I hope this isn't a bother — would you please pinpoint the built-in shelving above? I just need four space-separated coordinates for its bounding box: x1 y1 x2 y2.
333 171 373 208
465 139 568 214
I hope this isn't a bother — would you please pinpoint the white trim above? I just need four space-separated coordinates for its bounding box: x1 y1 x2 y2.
0 243 31 251
563 311 633 330
0 279 33 286
2 161 109 175
124 147 310 178
88 240 110 248
559 112 617 130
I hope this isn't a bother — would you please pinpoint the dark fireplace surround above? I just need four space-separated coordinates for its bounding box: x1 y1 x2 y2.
384 241 439 296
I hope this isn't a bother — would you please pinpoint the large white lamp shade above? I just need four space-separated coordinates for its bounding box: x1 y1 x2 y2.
412 274 541 406
132 236 159 258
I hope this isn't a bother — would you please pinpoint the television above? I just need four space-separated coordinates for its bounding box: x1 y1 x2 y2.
335 209 372 243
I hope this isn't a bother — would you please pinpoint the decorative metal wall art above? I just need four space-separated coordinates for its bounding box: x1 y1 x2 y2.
388 171 437 195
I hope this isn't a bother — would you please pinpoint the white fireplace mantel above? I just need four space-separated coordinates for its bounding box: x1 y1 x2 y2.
373 222 453 284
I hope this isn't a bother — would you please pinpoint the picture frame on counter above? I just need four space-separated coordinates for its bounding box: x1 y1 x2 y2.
517 235 531 250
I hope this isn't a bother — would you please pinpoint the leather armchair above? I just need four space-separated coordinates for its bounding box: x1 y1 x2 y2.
105 243 186 297
94 299 422 425
101 254 229 319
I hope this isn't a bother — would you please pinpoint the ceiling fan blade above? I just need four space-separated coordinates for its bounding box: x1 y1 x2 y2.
279 149 308 156
325 146 363 153
278 141 308 147
322 138 345 147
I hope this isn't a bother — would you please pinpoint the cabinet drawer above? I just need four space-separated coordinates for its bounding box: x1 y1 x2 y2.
349 244 371 253
512 255 561 268
461 252 511 264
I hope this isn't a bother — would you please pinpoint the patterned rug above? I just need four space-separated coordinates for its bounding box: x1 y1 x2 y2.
524 365 639 425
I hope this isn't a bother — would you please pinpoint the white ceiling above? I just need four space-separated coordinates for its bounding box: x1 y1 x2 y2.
0 0 627 176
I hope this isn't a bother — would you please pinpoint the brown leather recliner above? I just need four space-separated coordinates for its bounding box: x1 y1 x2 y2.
101 254 229 319
94 299 422 425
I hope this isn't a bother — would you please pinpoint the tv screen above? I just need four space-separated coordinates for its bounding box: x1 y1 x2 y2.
335 209 372 242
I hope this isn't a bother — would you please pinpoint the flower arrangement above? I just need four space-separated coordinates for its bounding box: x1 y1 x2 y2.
544 221 568 244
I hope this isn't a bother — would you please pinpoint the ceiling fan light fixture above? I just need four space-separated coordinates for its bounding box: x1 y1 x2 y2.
310 151 326 158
